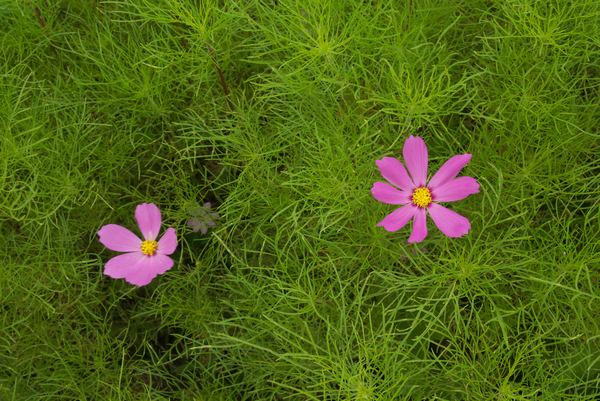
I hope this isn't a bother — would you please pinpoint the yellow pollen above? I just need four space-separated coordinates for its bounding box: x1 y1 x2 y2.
412 187 432 208
140 240 159 256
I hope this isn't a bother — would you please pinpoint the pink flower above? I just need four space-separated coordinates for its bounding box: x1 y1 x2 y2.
98 203 177 286
371 135 479 243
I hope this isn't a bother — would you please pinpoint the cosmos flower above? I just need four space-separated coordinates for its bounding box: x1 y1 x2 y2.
98 203 177 286
371 136 479 243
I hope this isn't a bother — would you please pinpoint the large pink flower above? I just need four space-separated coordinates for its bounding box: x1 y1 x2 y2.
98 203 177 286
371 136 479 243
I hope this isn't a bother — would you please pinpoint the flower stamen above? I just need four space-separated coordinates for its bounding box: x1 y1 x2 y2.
412 187 432 208
140 240 159 256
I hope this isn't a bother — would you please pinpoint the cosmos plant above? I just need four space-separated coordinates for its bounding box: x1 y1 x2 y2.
372 136 479 243
98 203 177 286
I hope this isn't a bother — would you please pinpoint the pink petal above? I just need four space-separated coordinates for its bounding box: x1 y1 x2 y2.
428 203 471 238
375 157 414 192
158 227 177 255
104 252 146 279
135 203 162 240
402 136 428 187
123 254 174 287
431 176 480 203
408 208 428 243
428 154 472 189
371 182 412 205
376 204 418 232
98 224 141 252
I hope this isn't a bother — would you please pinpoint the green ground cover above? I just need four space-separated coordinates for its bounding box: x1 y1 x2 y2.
1 0 599 399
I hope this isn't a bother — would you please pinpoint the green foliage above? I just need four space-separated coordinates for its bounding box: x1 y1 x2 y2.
1 0 598 399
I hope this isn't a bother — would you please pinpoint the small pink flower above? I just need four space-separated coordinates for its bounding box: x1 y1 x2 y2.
98 203 177 286
371 135 479 243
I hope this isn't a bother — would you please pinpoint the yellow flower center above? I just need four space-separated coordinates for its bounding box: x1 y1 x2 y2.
412 187 432 208
140 240 159 256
